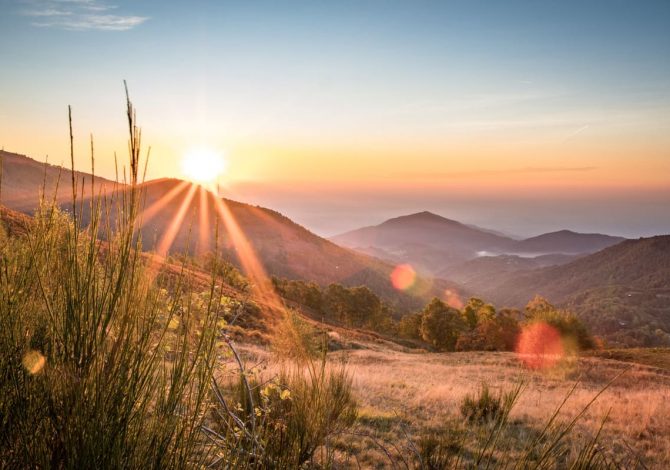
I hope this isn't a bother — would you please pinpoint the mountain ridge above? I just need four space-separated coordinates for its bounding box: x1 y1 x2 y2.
0 151 463 312
331 210 625 275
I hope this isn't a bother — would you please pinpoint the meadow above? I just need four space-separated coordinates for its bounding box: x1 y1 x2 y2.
235 333 670 468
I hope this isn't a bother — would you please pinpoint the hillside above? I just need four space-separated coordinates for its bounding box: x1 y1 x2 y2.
0 150 116 212
331 211 516 273
442 253 579 286
0 205 31 237
514 229 625 255
0 152 462 312
331 211 625 276
484 236 670 346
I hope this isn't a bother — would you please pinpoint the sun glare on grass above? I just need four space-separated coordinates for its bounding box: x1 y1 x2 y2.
180 147 226 186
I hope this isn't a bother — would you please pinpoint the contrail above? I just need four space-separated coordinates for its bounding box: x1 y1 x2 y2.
563 124 589 143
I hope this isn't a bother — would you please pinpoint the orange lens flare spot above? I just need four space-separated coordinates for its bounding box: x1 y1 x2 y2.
390 264 416 291
443 289 463 309
22 350 46 375
515 322 564 370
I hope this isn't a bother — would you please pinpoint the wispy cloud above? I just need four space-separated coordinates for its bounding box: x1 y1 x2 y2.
21 0 148 31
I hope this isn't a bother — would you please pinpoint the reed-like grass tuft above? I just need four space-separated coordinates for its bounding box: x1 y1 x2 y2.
0 88 219 469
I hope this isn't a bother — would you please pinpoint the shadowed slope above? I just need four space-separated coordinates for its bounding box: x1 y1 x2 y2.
514 230 625 255
0 150 116 212
482 236 670 346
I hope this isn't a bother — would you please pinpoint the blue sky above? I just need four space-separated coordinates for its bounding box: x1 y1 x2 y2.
1 0 669 236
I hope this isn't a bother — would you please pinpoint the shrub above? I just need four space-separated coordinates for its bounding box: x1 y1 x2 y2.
460 384 507 424
398 312 423 340
418 432 463 469
210 357 357 468
204 253 250 291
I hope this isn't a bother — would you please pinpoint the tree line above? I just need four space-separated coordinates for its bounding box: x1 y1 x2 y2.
272 277 594 352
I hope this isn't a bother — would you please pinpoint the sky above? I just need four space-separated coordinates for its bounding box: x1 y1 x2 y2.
1 0 669 237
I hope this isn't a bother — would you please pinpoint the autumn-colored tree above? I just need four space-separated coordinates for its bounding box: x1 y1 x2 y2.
420 298 466 351
461 297 496 330
323 284 352 323
524 296 594 350
398 312 422 340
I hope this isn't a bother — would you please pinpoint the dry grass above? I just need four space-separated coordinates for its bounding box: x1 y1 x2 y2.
343 349 670 467
238 343 670 468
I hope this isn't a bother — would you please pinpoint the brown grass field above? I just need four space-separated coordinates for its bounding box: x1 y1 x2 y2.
238 340 670 468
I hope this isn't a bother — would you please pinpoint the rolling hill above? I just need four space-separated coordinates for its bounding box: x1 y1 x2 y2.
331 211 516 273
513 230 625 255
0 151 461 312
480 236 670 346
0 150 116 212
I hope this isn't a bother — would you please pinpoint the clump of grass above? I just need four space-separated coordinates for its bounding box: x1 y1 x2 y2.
0 87 219 468
272 309 326 360
460 384 510 424
418 427 466 469
412 377 627 469
208 356 357 468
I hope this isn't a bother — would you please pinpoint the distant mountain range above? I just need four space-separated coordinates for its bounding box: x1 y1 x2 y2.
514 230 627 255
331 211 625 275
332 211 669 345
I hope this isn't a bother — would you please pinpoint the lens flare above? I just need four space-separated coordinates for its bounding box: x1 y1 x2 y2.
515 322 564 369
390 264 416 291
22 350 46 375
443 289 463 309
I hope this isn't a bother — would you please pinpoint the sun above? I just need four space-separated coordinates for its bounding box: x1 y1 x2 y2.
180 147 226 185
